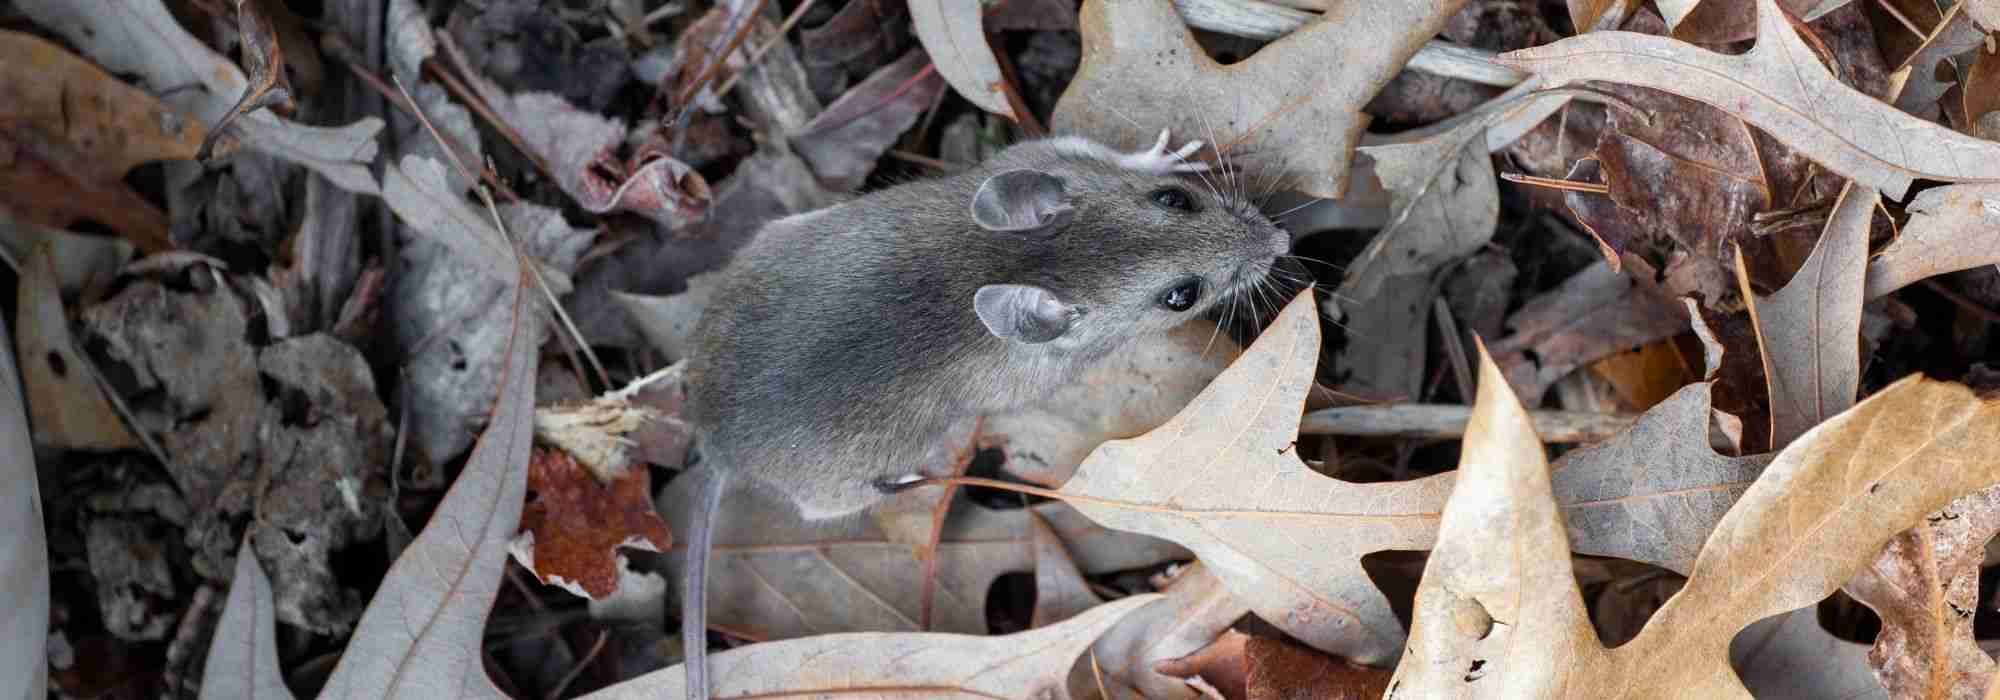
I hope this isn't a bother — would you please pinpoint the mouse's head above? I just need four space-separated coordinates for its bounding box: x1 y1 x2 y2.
966 144 1291 356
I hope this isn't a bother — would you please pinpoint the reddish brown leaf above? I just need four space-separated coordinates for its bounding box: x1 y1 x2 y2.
515 447 673 599
1245 636 1393 700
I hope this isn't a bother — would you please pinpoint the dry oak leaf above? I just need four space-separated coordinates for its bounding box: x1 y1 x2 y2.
1844 483 2000 700
1863 182 2000 300
510 447 671 600
908 0 1011 119
1049 0 1473 198
1388 368 2000 698
0 30 204 252
1028 509 1103 628
580 593 1162 698
317 260 535 699
1738 182 1880 449
1061 289 1454 665
1072 562 1249 700
1499 0 2000 199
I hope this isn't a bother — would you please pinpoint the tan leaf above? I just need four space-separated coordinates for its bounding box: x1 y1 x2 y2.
582 593 1163 698
1738 182 1880 449
1843 484 2000 699
1393 368 2000 697
0 30 207 178
909 0 1013 119
1389 342 1607 697
1499 0 2000 199
14 244 138 451
656 474 1185 639
1072 563 1248 700
1029 510 1103 628
1051 0 1473 198
1863 183 2000 300
1061 290 1454 664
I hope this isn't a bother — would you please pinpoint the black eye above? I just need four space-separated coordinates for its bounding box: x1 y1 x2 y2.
1158 277 1204 311
1150 186 1198 212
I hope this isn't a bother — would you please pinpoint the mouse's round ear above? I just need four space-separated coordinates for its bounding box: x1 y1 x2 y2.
974 284 1079 344
971 169 1074 233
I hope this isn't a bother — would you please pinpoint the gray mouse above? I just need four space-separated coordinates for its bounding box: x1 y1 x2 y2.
675 129 1289 698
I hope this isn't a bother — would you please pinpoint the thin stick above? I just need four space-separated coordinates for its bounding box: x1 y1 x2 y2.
710 0 820 97
1501 171 1610 194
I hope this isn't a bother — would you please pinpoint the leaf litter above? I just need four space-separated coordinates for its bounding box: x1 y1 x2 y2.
10 0 2000 697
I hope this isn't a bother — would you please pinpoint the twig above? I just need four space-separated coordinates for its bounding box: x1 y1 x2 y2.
1501 171 1609 194
675 0 775 109
709 0 821 98
546 629 610 700
1432 297 1474 400
1299 404 1637 442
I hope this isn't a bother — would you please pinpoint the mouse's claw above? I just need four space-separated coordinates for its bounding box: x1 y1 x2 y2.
1116 128 1211 175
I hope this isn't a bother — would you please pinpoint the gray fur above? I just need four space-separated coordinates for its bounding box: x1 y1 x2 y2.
684 135 1290 519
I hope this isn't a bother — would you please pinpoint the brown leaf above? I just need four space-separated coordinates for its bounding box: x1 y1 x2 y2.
1489 259 1688 406
513 448 672 600
581 594 1162 697
1245 636 1393 700
498 92 711 227
1864 183 2000 300
1154 629 1250 699
1738 182 1880 448
1660 0 1821 43
1565 132 1770 305
1500 0 2000 199
1965 40 2000 128
199 0 293 161
1843 484 2000 699
1051 0 1474 198
14 244 138 451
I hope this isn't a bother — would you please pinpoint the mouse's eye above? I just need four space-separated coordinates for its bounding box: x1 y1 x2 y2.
1158 277 1204 312
1150 186 1199 213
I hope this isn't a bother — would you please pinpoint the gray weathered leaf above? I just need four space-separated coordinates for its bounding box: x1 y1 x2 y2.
1864 183 2000 300
199 540 293 700
0 306 48 699
909 0 1012 118
582 594 1162 698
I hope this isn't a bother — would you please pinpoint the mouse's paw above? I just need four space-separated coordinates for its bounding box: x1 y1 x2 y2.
1116 128 1210 174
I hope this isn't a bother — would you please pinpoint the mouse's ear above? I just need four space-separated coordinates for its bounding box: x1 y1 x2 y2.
971 169 1073 233
974 284 1078 344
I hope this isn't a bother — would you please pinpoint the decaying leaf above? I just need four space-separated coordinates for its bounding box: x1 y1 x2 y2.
497 91 712 226
199 0 294 161
1489 259 1688 406
908 0 1012 119
1843 484 2000 699
197 540 293 700
1739 183 1880 449
791 48 947 191
1051 0 1473 198
16 0 382 195
1242 634 1395 700
581 593 1162 698
14 244 138 451
1390 367 2000 697
1500 0 2000 199
510 447 671 600
1863 183 2000 300
317 263 534 698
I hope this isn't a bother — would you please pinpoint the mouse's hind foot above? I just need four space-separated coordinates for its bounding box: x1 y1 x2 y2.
1116 128 1210 175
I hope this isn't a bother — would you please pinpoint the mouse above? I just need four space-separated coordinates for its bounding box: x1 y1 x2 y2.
674 129 1290 698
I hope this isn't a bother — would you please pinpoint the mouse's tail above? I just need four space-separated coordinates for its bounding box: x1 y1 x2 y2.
682 467 726 700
